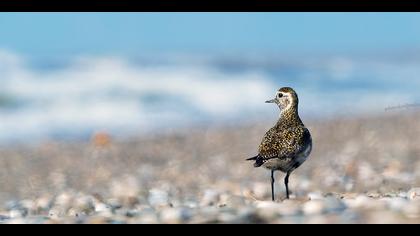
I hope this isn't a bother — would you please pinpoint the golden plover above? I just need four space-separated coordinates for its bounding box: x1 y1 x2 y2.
247 87 312 200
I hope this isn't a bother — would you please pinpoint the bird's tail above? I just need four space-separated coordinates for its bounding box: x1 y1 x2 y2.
246 155 263 167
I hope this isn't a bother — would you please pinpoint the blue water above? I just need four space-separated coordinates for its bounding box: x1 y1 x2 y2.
0 50 419 143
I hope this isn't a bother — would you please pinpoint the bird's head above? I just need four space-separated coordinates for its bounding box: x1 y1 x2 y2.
265 87 299 111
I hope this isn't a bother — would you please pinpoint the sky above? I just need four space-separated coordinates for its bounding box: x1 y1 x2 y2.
0 13 419 59
1 13 420 142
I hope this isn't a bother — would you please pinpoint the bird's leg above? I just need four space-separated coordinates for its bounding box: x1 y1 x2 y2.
271 170 275 201
284 171 291 199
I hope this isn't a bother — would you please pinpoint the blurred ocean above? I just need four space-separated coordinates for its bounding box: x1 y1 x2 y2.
0 50 420 143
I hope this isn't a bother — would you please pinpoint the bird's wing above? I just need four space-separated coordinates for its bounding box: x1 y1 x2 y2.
258 126 311 160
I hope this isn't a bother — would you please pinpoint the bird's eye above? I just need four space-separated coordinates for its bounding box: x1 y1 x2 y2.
278 93 283 98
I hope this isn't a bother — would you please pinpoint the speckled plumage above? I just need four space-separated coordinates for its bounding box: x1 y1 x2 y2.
247 87 312 200
256 107 312 172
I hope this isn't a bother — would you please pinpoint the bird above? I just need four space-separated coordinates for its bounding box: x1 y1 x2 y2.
246 87 312 201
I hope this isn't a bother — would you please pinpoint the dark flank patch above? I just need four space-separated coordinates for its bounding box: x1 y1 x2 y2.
246 155 264 167
254 156 264 167
302 128 312 149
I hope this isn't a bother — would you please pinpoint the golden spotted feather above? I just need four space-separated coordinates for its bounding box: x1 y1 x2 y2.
248 106 312 168
258 125 310 161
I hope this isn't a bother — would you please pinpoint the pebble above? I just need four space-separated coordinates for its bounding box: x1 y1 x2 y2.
0 215 10 221
252 183 271 199
107 198 123 210
136 211 159 224
277 200 302 216
190 207 219 223
385 197 409 212
402 201 420 218
34 196 53 213
323 197 347 213
217 211 240 223
308 192 324 201
255 200 302 219
218 194 246 208
255 201 282 219
343 195 386 210
302 200 325 215
236 207 260 223
9 209 28 218
407 188 420 200
2 191 420 223
74 196 95 213
85 216 112 224
366 210 403 224
201 189 220 206
95 203 113 214
159 207 192 224
48 208 65 219
148 189 170 208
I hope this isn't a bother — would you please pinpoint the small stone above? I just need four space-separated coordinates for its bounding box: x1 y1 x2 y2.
55 192 75 208
304 215 331 224
339 193 359 199
217 211 240 223
343 195 386 210
74 197 95 215
48 208 65 220
255 201 282 219
279 200 302 216
67 208 87 221
126 209 141 218
148 189 169 207
137 211 159 224
184 200 198 208
20 200 35 215
398 192 408 198
107 198 123 210
324 197 347 213
34 196 53 213
407 188 420 200
386 198 409 212
159 207 192 224
3 218 28 224
255 199 302 220
218 194 246 208
366 210 403 224
402 201 420 218
201 189 220 206
0 215 10 221
95 203 112 213
307 192 324 201
252 182 270 199
9 209 28 219
323 192 342 199
302 200 325 215
366 192 381 199
113 208 138 218
236 207 260 223
5 200 19 210
191 207 219 224
338 210 363 224
85 216 112 224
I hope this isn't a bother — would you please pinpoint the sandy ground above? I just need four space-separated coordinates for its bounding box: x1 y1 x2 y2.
1 111 420 223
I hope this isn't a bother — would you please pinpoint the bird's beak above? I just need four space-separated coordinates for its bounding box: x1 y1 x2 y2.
265 99 276 103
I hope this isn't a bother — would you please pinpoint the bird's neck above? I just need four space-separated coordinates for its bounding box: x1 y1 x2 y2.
276 107 302 127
